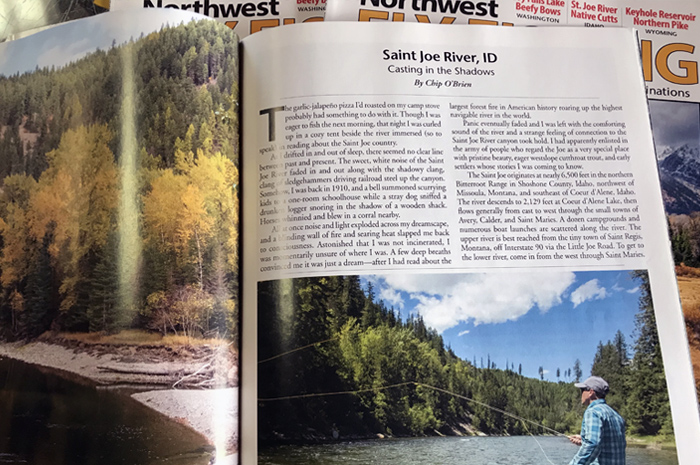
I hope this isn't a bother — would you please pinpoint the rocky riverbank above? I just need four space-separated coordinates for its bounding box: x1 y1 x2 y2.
0 337 238 463
133 388 238 463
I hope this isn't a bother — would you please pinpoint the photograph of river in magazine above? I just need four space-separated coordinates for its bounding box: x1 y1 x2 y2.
0 10 240 465
258 270 678 463
0 357 212 465
259 436 678 465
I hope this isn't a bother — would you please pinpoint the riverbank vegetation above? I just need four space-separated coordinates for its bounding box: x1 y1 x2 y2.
0 20 239 344
258 272 673 443
54 329 229 347
627 435 677 451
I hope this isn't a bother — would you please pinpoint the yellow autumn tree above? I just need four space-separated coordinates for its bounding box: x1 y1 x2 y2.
188 148 239 270
0 174 37 331
142 170 214 284
189 147 239 336
142 140 238 337
27 124 118 315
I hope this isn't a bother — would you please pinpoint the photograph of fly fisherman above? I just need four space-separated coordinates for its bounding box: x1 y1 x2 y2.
569 376 626 465
256 270 680 464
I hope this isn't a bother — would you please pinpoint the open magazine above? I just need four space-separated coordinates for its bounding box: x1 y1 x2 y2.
0 6 697 465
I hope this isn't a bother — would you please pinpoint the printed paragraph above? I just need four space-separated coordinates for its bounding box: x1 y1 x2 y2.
256 98 648 274
451 102 645 263
257 100 453 272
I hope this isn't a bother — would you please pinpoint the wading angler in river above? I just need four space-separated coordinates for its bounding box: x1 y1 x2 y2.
569 376 626 465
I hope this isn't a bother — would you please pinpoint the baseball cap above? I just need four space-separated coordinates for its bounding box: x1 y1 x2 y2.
575 376 609 396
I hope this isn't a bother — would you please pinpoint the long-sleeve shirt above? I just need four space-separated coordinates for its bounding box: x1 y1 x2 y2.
570 399 626 465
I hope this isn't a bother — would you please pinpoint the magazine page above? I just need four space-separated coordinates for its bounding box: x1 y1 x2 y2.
240 21 700 464
0 9 239 465
327 0 700 426
110 0 326 37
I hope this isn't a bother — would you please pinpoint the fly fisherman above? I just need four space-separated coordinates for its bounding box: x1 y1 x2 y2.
568 376 626 465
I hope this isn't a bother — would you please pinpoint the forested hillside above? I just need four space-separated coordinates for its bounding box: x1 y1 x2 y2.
258 273 672 442
0 20 239 340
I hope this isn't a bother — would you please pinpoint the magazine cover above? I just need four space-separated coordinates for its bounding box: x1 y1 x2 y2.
109 0 326 37
0 10 239 465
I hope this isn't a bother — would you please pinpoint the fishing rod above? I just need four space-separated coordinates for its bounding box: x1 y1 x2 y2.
415 382 568 437
258 336 336 364
259 380 567 465
258 336 574 465
259 380 568 438
259 338 569 435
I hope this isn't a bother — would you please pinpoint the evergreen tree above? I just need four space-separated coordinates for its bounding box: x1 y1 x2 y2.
573 359 582 382
591 334 629 414
341 276 364 319
361 281 381 328
625 271 673 436
22 234 57 337
613 330 629 367
671 227 694 265
87 232 121 332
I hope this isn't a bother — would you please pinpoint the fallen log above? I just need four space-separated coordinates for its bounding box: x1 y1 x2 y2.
96 364 206 376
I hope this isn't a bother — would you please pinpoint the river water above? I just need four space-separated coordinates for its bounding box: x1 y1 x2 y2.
259 436 678 465
0 357 212 465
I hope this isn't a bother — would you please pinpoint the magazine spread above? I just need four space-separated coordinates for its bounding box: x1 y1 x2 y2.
0 6 699 465
241 21 700 465
109 0 326 37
